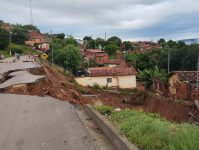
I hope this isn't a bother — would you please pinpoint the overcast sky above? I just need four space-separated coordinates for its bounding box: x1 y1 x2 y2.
0 0 199 41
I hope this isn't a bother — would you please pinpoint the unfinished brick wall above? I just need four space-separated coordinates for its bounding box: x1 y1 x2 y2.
153 80 168 94
175 82 189 99
136 81 145 92
191 85 199 100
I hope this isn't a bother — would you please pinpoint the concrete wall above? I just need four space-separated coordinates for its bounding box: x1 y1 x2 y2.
75 75 136 89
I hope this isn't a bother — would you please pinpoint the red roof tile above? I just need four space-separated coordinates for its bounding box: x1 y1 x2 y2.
86 49 104 53
88 67 137 77
104 59 123 65
169 71 199 82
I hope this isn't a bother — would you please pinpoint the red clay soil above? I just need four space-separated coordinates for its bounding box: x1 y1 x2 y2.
95 91 139 109
143 96 199 123
27 65 90 105
1 65 199 124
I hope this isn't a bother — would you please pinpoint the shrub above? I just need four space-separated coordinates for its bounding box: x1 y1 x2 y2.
93 83 101 89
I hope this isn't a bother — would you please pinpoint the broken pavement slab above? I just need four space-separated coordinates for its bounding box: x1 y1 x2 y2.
0 71 45 89
0 62 41 75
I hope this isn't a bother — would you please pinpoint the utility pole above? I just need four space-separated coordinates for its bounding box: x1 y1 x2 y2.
9 31 12 56
105 32 107 41
29 0 33 25
168 50 170 74
50 29 53 63
196 53 199 91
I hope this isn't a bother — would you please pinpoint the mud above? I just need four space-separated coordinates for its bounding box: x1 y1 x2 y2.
1 65 199 124
143 95 199 123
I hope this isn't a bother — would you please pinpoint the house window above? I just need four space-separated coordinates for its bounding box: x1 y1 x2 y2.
107 78 112 83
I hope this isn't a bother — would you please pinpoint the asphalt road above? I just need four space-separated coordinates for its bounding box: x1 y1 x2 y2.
0 71 45 89
0 62 41 75
0 94 96 150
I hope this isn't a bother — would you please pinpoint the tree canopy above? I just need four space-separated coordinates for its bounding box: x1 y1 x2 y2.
107 36 122 47
0 28 9 50
64 37 78 46
53 44 83 74
104 44 119 55
95 38 105 49
123 41 133 51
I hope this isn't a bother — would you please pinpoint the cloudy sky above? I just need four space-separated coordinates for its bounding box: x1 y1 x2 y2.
0 0 199 41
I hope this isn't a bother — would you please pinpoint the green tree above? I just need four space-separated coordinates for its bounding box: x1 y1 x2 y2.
0 20 4 26
95 38 105 49
104 44 119 55
137 66 166 88
177 41 186 48
123 41 133 50
83 36 92 41
167 40 178 48
158 38 166 48
54 45 83 74
23 24 40 32
52 38 65 50
0 28 9 50
64 37 78 46
56 33 65 39
11 27 28 44
86 39 95 49
107 36 122 47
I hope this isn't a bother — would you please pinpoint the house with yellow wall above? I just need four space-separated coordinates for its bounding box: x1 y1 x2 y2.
75 64 137 89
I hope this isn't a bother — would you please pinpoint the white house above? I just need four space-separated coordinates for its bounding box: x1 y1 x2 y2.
75 65 137 89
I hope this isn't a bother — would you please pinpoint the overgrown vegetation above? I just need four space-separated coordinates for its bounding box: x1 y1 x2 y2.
94 105 199 150
0 44 38 58
124 40 199 88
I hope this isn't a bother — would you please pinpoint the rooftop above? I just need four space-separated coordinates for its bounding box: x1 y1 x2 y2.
169 71 199 82
86 49 105 53
104 59 123 65
88 66 137 77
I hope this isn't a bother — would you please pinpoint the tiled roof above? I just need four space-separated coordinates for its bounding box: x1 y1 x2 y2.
88 66 137 77
86 49 104 53
28 31 43 38
104 59 123 65
170 71 199 82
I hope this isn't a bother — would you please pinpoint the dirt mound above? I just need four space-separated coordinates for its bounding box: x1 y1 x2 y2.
27 66 90 105
143 94 199 124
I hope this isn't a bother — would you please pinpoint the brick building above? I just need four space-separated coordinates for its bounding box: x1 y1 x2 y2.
25 31 50 51
131 41 161 52
168 71 199 100
84 49 109 65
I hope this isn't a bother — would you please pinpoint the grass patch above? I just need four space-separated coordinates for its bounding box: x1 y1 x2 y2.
94 105 114 115
0 44 38 58
94 105 199 150
0 50 10 58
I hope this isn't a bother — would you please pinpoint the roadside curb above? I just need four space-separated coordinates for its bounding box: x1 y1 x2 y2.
84 105 139 150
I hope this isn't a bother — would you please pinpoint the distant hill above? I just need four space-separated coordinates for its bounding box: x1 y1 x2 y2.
180 38 199 45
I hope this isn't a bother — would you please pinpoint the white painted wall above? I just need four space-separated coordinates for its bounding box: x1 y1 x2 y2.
75 75 136 89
